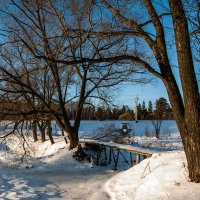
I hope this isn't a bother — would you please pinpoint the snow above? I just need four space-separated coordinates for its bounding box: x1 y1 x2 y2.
0 120 199 199
105 152 200 200
35 139 66 158
80 138 156 156
0 136 118 199
132 135 183 151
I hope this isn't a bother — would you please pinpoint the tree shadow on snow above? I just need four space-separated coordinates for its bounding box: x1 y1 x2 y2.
0 173 63 199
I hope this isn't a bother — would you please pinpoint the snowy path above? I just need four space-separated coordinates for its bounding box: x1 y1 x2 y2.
23 166 117 200
0 143 118 200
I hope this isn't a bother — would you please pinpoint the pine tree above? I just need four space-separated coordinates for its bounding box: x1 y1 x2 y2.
154 98 170 119
140 101 147 119
141 101 145 111
148 101 153 113
148 101 153 119
137 103 142 120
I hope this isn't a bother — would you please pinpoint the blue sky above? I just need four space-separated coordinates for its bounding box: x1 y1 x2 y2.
115 78 169 108
115 47 182 108
1 0 198 110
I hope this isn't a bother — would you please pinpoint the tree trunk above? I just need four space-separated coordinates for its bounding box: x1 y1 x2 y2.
61 129 68 144
177 122 200 183
37 120 46 143
152 120 162 139
168 0 200 182
32 120 38 142
47 120 54 145
162 78 200 183
73 144 87 161
40 127 46 143
68 128 79 149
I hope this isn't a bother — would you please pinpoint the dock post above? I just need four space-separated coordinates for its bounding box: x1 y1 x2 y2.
96 145 103 166
112 149 120 171
104 145 107 161
116 150 120 165
136 154 140 164
96 149 100 166
130 152 133 167
109 147 112 164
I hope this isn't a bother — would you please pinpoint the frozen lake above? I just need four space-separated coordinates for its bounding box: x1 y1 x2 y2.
1 120 179 139
65 120 179 138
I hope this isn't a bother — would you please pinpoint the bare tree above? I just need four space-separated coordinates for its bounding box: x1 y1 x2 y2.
0 44 58 143
152 120 162 139
0 0 147 149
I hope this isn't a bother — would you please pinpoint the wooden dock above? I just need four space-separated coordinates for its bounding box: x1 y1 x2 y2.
80 139 155 170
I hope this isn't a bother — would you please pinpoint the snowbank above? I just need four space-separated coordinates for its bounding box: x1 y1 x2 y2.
34 139 66 158
105 152 200 200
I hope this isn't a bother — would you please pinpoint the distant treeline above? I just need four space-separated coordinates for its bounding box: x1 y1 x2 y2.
70 97 173 120
0 97 173 121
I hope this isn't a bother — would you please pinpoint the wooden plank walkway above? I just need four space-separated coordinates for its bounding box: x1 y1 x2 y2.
80 139 156 170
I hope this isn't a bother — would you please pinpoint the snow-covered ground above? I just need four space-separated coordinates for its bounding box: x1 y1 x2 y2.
0 137 118 199
105 152 200 200
132 135 183 151
0 120 199 200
